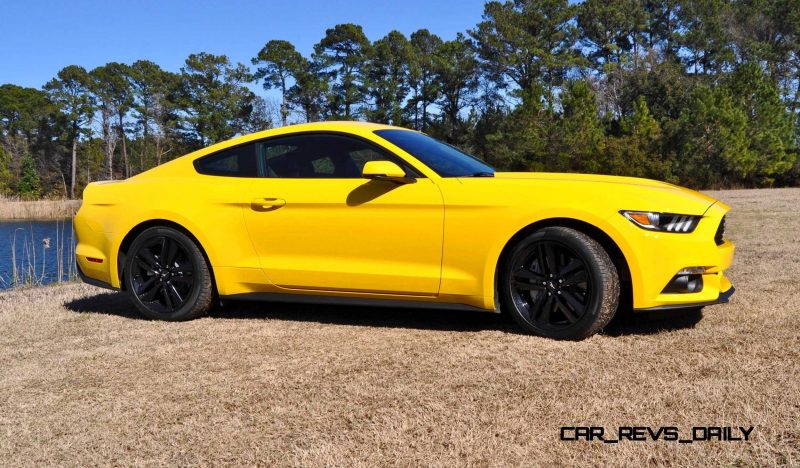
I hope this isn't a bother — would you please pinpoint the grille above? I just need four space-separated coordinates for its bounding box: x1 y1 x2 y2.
714 216 726 245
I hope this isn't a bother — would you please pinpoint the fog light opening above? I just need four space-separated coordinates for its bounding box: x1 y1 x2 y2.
662 268 705 294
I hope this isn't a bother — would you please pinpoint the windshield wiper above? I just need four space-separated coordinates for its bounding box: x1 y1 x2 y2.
465 171 495 177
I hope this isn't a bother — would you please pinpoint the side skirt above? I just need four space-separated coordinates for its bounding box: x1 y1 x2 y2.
221 292 492 313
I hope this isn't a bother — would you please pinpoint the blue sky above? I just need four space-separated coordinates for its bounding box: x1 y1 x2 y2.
0 0 488 89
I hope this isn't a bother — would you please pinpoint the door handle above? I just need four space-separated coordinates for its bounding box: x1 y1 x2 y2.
251 197 286 211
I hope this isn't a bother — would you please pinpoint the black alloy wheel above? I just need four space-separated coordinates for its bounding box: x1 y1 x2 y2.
501 227 619 340
125 227 214 320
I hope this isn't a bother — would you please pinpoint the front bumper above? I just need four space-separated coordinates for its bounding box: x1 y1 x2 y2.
633 285 735 312
610 201 735 310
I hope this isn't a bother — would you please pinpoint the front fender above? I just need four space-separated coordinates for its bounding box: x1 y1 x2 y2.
478 208 641 310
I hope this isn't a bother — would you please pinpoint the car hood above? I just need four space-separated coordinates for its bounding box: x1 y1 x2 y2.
490 172 722 215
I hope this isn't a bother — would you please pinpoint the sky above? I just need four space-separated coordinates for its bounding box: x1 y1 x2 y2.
0 0 488 90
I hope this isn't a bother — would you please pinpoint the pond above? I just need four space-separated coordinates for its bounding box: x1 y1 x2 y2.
0 220 77 290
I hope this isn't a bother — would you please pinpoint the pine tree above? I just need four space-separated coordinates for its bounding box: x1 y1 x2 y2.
313 24 371 119
677 86 753 187
0 146 12 195
604 97 673 180
724 63 797 186
252 40 305 126
558 80 605 173
18 153 41 199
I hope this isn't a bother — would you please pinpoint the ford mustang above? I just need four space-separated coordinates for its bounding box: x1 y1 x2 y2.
75 121 735 340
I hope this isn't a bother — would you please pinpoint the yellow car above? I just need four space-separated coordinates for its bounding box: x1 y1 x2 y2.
75 121 734 340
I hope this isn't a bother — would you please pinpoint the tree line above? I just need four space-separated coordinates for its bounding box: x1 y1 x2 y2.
1 0 798 199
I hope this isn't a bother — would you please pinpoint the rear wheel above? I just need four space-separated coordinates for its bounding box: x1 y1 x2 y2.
500 227 619 340
124 227 214 321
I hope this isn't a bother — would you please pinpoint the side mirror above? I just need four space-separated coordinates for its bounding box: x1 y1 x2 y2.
361 161 415 184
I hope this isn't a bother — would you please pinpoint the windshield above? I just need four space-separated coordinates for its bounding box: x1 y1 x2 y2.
374 129 495 177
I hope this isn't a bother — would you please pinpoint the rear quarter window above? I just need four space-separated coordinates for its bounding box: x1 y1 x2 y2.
194 143 258 177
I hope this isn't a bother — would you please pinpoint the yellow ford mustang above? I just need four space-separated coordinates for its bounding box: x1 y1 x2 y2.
75 121 734 339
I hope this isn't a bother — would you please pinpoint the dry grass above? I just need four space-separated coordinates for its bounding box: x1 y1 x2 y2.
1 188 798 466
0 196 81 220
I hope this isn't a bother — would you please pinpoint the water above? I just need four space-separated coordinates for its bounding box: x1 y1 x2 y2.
0 220 77 290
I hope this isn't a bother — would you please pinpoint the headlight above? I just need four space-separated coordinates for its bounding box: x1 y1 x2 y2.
620 211 701 233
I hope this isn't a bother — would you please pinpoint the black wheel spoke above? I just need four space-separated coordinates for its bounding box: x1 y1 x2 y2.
536 244 549 274
135 257 154 272
538 296 553 324
162 285 175 310
167 283 184 305
561 289 586 316
515 281 545 290
527 294 543 321
130 234 196 315
174 261 193 275
514 267 547 290
164 239 179 266
557 296 579 323
172 275 193 284
509 239 593 331
138 247 159 268
140 282 162 302
136 276 157 295
562 269 587 287
515 268 545 282
558 259 582 278
544 244 559 275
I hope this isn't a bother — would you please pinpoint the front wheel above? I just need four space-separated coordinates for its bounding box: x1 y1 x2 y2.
499 227 620 340
124 227 214 321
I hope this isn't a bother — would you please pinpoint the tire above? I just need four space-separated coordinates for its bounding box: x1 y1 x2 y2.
499 226 620 340
124 226 214 321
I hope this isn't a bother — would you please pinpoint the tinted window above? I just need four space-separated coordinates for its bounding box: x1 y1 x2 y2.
194 143 258 177
261 134 414 178
374 129 495 177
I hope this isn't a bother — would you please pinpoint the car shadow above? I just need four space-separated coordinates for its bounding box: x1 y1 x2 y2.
63 291 518 333
63 290 703 337
604 307 704 336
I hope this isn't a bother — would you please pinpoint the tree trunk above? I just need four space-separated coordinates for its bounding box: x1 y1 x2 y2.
280 77 288 127
70 138 77 199
122 131 128 178
107 141 113 180
118 115 128 178
421 93 428 132
140 135 146 174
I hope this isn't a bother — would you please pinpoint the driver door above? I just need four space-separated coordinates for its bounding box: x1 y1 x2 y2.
242 133 444 296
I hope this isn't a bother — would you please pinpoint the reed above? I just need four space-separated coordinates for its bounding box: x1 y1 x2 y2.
1 218 77 289
0 195 81 220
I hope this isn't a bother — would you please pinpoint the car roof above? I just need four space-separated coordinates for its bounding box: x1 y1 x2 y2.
132 121 416 180
208 121 404 153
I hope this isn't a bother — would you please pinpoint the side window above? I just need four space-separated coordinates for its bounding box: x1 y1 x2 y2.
349 147 389 172
311 157 336 176
259 134 415 179
194 143 258 177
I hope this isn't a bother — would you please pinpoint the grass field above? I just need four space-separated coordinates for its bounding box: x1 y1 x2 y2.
1 188 798 466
